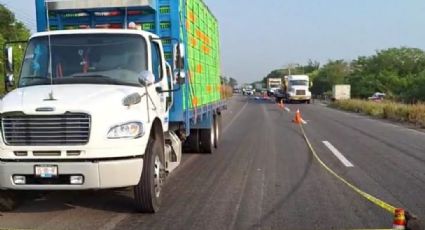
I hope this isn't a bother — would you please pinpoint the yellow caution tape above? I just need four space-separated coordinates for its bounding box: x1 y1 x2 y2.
299 125 397 214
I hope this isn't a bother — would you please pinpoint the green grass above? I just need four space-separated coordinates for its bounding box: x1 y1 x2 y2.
330 99 425 128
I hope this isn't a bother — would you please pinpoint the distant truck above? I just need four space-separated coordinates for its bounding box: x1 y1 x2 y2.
275 75 311 103
267 78 282 96
242 85 254 96
332 85 351 100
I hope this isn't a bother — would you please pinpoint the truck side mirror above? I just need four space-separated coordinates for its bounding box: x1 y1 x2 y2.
138 70 155 86
4 46 15 91
173 43 185 69
165 63 175 86
173 43 185 84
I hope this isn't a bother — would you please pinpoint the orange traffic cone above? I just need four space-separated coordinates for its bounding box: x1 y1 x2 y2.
293 109 302 124
393 208 406 230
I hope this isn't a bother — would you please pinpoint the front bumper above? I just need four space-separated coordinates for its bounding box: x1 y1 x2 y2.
289 96 311 101
0 157 143 190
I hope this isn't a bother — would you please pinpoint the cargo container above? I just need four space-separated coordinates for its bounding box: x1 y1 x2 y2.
332 85 351 100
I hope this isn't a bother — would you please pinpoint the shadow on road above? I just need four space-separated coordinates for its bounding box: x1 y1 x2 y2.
12 189 137 214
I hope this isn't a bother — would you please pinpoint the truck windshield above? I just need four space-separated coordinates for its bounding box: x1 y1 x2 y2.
290 80 308 86
19 34 147 87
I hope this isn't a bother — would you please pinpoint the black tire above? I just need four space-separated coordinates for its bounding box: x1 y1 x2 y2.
213 114 221 149
134 138 165 213
200 124 214 154
183 129 200 153
0 191 18 211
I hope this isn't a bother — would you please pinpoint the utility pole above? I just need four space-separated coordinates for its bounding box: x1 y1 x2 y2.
286 63 298 76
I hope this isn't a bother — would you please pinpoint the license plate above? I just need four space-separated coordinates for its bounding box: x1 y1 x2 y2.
35 165 58 178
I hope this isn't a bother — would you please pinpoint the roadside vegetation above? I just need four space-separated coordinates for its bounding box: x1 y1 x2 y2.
220 76 237 99
260 47 425 103
0 4 31 93
330 99 425 128
258 47 425 125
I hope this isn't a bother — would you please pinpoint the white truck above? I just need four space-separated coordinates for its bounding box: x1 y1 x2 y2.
266 78 282 96
0 0 224 213
276 75 312 103
242 85 254 96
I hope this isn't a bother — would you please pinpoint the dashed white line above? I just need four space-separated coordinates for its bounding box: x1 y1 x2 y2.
301 118 307 124
322 141 354 167
222 100 248 133
284 107 290 112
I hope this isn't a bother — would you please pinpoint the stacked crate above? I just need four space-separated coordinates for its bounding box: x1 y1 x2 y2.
185 0 221 109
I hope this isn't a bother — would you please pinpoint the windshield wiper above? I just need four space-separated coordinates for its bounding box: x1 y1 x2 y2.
54 74 139 86
19 76 50 87
21 76 50 80
68 74 109 78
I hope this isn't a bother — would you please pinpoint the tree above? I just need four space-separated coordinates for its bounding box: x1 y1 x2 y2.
228 77 237 87
220 75 228 85
0 5 15 40
311 60 350 95
304 60 320 74
0 4 31 93
348 47 425 101
260 48 425 101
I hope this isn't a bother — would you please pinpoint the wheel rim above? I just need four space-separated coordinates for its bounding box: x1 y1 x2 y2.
210 127 215 147
216 121 219 142
154 155 164 198
215 120 219 145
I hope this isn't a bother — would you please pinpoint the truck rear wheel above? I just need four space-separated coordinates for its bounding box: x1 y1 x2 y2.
183 129 200 153
0 191 18 211
134 138 165 213
200 128 214 154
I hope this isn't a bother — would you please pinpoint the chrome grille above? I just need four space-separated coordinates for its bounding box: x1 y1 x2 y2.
296 90 306 96
1 113 90 146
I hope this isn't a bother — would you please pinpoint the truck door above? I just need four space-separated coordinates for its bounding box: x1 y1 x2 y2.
150 40 168 126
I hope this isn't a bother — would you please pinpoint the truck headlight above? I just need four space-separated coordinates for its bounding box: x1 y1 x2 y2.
107 122 144 139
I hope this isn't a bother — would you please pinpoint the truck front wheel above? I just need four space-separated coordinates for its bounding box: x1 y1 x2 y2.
134 137 165 213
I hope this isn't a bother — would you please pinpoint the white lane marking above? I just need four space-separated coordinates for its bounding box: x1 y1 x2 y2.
301 118 307 124
284 107 290 112
322 141 354 167
222 100 248 133
258 170 265 226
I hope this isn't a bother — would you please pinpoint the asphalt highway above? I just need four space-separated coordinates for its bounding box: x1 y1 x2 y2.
1 95 424 230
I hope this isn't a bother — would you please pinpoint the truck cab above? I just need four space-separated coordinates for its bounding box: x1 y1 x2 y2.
0 28 179 213
285 75 312 104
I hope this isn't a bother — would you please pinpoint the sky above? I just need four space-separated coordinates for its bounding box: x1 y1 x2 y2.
2 0 425 84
